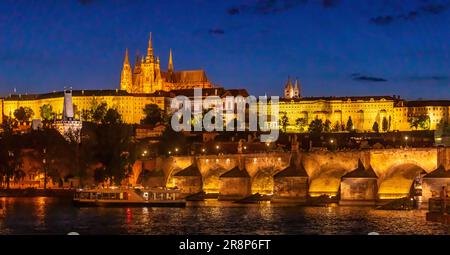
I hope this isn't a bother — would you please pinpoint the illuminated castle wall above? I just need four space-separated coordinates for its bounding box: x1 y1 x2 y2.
275 78 450 132
1 90 168 124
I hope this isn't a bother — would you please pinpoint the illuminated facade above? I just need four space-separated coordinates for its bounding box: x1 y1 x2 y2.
0 90 168 124
120 33 213 94
275 80 449 133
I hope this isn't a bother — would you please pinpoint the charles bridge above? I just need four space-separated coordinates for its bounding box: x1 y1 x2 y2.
131 147 450 203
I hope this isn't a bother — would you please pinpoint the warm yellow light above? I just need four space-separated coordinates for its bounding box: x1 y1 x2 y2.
404 136 409 140
330 139 334 144
175 148 179 152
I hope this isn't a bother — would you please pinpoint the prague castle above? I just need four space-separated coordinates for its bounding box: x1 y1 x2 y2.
0 34 449 133
276 77 449 132
120 33 212 94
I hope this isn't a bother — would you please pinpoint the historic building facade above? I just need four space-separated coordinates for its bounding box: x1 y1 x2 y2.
0 90 169 124
120 33 213 94
276 78 450 132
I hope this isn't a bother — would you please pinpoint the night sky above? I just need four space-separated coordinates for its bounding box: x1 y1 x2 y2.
0 0 449 99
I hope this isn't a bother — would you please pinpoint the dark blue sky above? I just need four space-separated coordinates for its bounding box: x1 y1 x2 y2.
0 0 449 99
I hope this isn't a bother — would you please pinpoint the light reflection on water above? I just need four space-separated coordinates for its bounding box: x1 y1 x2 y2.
0 197 448 235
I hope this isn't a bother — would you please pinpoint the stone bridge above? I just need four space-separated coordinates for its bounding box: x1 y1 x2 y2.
131 147 450 199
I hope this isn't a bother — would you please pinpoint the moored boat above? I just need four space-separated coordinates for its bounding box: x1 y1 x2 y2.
426 198 450 224
73 187 186 207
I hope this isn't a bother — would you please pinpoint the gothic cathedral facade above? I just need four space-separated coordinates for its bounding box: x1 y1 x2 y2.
120 33 213 94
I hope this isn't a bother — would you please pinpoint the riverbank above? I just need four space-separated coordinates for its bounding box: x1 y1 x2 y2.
0 188 74 198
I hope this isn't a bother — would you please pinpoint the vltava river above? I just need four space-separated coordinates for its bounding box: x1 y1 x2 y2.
0 197 448 235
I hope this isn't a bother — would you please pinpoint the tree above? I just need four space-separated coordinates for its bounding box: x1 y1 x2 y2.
372 121 379 133
280 113 288 132
40 104 55 123
91 102 108 123
14 107 34 123
308 119 324 134
80 109 92 121
346 116 353 132
295 118 307 132
102 108 123 125
90 123 136 185
32 129 74 189
141 104 163 126
324 119 332 133
409 115 430 130
382 117 389 132
332 121 341 132
159 127 187 155
0 138 23 189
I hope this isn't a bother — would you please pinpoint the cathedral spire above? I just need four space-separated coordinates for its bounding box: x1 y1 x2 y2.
168 48 174 72
286 76 293 89
120 48 132 92
123 48 130 65
146 32 154 62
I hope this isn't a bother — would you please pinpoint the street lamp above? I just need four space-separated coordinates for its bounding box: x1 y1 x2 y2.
404 136 409 148
42 148 47 190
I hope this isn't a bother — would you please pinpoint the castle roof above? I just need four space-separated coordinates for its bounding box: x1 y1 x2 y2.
220 166 250 178
168 87 249 98
2 89 167 101
405 100 450 107
274 155 308 178
342 160 378 178
423 165 450 178
279 95 395 102
162 70 209 83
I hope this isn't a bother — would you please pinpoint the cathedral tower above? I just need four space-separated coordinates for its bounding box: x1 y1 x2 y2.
168 48 174 72
141 32 163 93
294 79 301 98
120 48 133 93
284 77 294 98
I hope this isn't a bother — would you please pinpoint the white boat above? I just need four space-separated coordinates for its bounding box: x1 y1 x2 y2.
73 187 186 207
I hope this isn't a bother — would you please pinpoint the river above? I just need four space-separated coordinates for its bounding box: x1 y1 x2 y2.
0 197 448 235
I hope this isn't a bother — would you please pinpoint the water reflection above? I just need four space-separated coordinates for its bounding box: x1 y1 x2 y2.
0 197 448 235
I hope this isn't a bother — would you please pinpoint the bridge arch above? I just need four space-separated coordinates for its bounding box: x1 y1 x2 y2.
377 162 425 199
308 162 348 197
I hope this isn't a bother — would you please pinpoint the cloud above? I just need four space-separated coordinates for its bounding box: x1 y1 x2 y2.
351 74 387 82
78 0 96 5
227 7 240 15
227 0 308 16
369 15 394 25
408 75 449 82
421 3 449 14
369 1 450 26
208 28 225 35
321 0 340 8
